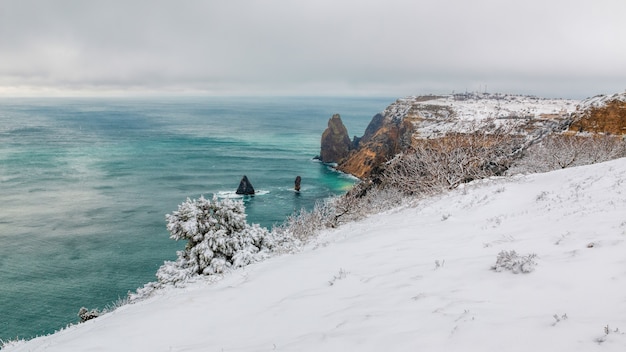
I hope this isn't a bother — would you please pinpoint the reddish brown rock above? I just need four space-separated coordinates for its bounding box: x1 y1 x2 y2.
336 113 415 179
570 95 626 135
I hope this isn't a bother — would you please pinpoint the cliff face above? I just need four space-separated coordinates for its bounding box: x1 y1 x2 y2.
569 93 626 135
321 93 581 180
336 113 414 179
320 92 625 181
320 114 353 163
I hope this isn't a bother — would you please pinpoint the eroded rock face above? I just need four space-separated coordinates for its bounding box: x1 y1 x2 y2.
336 113 415 179
320 114 353 163
322 93 606 180
570 94 626 135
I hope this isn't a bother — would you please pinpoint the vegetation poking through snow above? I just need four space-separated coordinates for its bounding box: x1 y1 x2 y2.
381 125 521 194
509 134 626 174
491 250 538 274
77 307 100 323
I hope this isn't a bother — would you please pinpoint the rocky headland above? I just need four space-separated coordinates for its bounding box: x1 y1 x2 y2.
319 114 353 164
569 92 626 135
321 92 626 179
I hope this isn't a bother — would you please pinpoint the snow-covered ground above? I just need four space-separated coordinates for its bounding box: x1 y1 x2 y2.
579 91 626 109
5 158 626 352
385 93 579 138
394 93 579 120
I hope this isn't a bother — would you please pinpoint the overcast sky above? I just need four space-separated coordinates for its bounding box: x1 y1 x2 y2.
1 0 624 98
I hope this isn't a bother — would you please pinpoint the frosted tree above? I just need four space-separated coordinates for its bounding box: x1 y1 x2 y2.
155 196 275 285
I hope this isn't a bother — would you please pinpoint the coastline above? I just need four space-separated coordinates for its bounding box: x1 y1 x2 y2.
6 157 626 351
0 97 390 342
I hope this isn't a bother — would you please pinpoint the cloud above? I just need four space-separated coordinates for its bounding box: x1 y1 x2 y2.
0 0 625 98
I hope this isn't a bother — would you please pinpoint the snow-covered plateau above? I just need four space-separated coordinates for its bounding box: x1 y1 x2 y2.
5 158 626 352
393 93 579 120
384 93 580 139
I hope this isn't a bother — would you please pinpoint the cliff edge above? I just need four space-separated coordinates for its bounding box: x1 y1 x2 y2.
322 92 626 180
569 92 626 135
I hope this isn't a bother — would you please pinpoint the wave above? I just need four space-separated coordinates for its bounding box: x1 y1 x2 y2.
215 190 270 199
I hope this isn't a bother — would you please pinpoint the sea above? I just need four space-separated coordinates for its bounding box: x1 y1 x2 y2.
0 96 393 341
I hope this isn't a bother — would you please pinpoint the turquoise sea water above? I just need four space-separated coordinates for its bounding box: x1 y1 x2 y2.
0 96 393 341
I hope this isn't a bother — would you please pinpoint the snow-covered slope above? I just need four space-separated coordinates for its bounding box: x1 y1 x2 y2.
5 158 626 352
579 92 626 110
386 93 578 138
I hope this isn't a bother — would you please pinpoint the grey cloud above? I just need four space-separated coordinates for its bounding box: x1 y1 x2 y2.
0 0 624 98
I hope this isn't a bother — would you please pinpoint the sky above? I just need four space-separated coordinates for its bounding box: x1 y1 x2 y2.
0 0 625 98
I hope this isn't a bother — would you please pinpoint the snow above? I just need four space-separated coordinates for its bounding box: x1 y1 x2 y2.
5 158 626 352
385 93 579 138
579 92 626 109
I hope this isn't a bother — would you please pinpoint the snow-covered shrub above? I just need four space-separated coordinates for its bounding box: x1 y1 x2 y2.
273 198 336 243
132 196 279 299
332 184 407 224
382 128 521 194
78 307 100 322
273 184 407 244
162 196 275 278
491 250 537 274
1 338 26 349
510 134 626 174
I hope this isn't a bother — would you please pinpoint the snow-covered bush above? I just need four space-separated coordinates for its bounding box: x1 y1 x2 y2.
381 128 520 194
274 199 336 242
332 184 407 224
1 338 26 349
510 134 626 174
491 250 537 274
161 196 275 279
78 307 100 322
273 184 407 244
132 196 280 299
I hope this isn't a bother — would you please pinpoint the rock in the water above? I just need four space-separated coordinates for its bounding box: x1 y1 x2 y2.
236 175 255 195
320 114 353 163
294 176 301 192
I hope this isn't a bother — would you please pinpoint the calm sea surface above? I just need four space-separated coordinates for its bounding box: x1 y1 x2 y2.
0 96 393 341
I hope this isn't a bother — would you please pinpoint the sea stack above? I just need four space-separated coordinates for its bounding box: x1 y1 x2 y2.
236 175 255 195
294 176 301 192
320 114 352 164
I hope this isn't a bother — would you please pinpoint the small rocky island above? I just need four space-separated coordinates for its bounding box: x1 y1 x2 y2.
236 175 255 195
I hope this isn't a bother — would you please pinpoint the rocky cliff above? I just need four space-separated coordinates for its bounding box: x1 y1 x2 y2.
323 93 578 179
569 93 626 135
322 92 626 180
336 111 415 179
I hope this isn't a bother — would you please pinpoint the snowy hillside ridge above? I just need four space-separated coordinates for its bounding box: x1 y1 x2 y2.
386 93 578 121
5 158 626 352
579 91 626 110
381 93 579 139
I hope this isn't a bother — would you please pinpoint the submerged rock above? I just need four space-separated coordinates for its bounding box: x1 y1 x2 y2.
236 175 255 195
